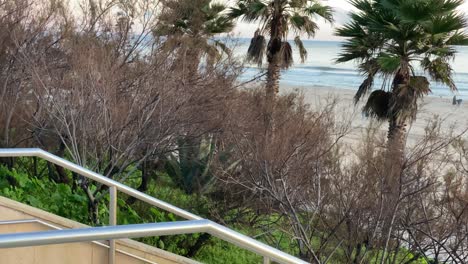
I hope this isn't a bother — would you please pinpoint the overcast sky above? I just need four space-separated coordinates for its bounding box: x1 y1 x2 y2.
232 0 468 41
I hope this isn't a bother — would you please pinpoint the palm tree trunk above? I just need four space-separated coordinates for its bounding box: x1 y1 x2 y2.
378 115 407 259
385 65 410 194
185 46 202 83
385 116 407 194
381 66 411 250
171 38 202 85
264 53 280 135
264 13 282 137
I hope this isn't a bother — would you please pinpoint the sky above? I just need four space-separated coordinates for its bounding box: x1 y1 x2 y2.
68 0 468 41
232 0 468 41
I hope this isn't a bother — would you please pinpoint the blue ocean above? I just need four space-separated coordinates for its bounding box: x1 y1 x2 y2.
235 39 468 99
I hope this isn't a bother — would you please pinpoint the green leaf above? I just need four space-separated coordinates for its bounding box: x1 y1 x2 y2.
158 239 165 249
377 54 401 73
446 32 468 45
303 3 334 23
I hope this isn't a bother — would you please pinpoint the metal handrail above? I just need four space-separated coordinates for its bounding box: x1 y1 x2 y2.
0 148 308 264
0 219 158 264
0 220 209 247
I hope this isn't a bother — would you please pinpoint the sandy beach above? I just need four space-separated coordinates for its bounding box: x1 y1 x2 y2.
282 85 468 148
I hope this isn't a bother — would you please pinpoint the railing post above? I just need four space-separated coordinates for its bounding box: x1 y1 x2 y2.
109 186 117 264
264 256 271 264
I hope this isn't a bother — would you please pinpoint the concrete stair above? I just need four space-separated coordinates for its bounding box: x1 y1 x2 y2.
0 196 201 264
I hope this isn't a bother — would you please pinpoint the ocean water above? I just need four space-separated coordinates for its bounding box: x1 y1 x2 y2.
235 39 468 99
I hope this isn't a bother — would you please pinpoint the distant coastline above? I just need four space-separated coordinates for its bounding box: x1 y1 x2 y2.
235 39 468 99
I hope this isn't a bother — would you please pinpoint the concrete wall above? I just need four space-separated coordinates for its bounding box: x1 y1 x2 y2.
0 196 201 264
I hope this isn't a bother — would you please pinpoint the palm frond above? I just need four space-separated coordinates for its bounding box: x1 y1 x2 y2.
289 13 318 37
294 36 307 63
205 15 235 34
377 53 401 74
428 46 456 58
409 76 432 96
267 37 282 62
387 0 435 23
355 59 380 103
438 0 465 14
213 39 231 57
336 17 384 64
247 30 266 66
156 0 233 38
208 3 227 16
231 0 268 22
391 76 431 121
356 78 375 104
303 2 334 23
349 0 374 12
228 3 247 19
335 20 365 38
279 41 293 69
363 90 392 120
427 13 467 36
290 0 308 9
421 57 457 91
446 32 468 45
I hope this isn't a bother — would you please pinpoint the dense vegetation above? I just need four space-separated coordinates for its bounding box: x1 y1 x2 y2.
0 161 262 263
0 161 429 263
1 0 468 263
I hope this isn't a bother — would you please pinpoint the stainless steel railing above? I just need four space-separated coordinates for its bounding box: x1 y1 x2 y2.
0 219 158 264
0 148 308 264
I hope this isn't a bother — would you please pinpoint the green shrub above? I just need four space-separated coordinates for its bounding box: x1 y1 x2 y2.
0 166 92 224
0 165 259 263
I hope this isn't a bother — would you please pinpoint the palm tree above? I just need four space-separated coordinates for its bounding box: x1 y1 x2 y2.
229 0 333 128
337 0 467 164
155 0 235 201
155 0 234 74
336 0 468 257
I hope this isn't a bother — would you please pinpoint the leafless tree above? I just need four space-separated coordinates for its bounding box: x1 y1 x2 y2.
4 0 241 224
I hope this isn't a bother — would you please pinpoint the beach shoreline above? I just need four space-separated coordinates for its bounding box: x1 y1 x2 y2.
281 84 468 147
